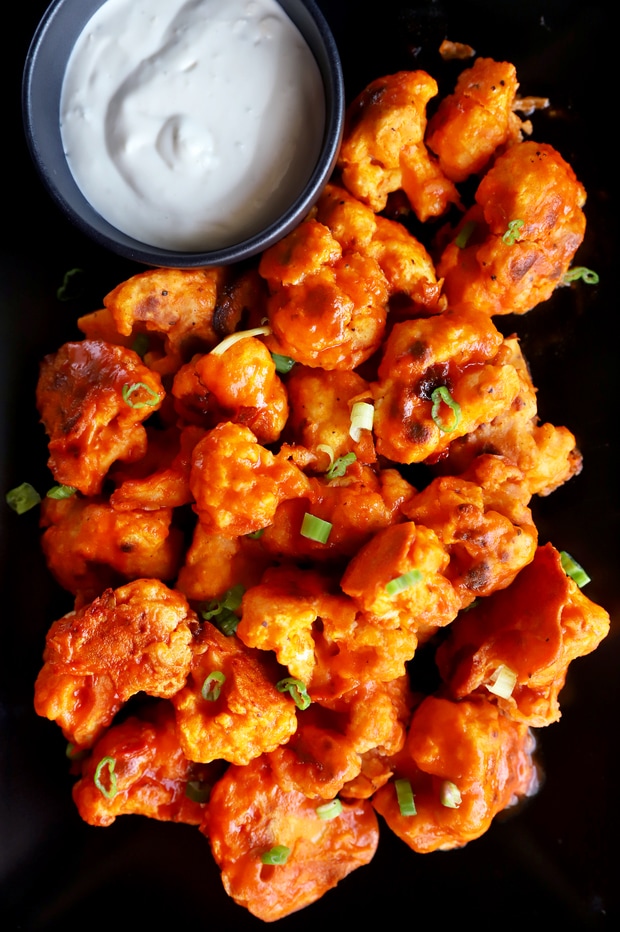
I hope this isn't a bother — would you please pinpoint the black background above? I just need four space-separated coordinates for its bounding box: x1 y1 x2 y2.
1 1 618 929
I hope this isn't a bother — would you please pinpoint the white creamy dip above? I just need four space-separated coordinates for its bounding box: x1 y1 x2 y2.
60 0 326 251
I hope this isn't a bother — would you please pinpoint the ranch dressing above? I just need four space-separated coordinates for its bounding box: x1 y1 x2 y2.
60 0 326 251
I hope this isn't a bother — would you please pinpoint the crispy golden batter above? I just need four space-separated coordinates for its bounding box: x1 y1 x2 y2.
338 71 460 220
435 543 610 726
72 702 217 827
176 523 271 603
438 141 586 315
371 310 521 464
426 58 525 182
34 579 195 747
36 340 164 497
172 622 297 766
371 696 537 852
204 755 379 921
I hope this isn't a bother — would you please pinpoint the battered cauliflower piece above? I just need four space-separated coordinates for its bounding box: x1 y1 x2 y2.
204 755 379 921
426 58 526 182
98 267 227 375
176 523 271 603
40 495 184 603
435 543 611 727
338 71 460 220
438 141 587 315
171 621 297 766
189 421 311 537
171 336 288 444
34 579 195 748
371 310 521 464
71 702 218 827
36 340 164 497
430 336 583 496
371 696 537 852
403 455 538 607
259 219 389 370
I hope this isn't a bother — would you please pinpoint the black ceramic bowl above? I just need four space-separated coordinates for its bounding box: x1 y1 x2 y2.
22 0 344 268
2 1 618 930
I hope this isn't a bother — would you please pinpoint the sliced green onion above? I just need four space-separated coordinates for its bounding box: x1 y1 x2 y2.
201 670 226 702
5 482 41 514
46 484 77 500
325 452 357 480
454 219 477 248
560 551 591 587
271 352 296 373
131 333 150 358
300 512 332 544
56 267 85 301
431 386 461 433
200 584 245 635
260 845 290 865
385 569 422 596
502 219 525 245
246 528 265 540
94 756 118 799
122 382 161 409
349 401 374 441
65 742 89 761
185 779 211 803
485 664 517 699
395 777 416 816
562 266 599 285
316 443 335 467
276 677 311 711
440 780 462 809
316 799 343 820
210 326 271 356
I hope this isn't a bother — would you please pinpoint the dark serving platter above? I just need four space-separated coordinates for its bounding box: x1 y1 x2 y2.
1 1 617 928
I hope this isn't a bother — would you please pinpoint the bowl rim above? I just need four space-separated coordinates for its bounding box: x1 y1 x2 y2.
21 0 345 268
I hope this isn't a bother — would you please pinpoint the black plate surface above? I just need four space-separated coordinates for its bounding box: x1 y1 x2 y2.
1 2 617 929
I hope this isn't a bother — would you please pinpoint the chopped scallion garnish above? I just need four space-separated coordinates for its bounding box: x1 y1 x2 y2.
210 326 271 356
5 482 41 514
131 333 150 358
316 799 343 820
430 386 461 433
185 779 211 803
316 443 335 467
56 267 85 301
349 401 374 441
122 382 161 409
385 569 422 596
271 352 296 373
94 756 118 799
559 550 591 587
440 780 462 809
562 266 599 285
46 484 77 500
276 677 311 710
200 584 244 635
300 512 332 544
454 219 477 248
65 742 89 761
395 777 416 816
485 664 517 699
260 845 290 865
325 452 357 480
502 219 525 245
201 670 226 702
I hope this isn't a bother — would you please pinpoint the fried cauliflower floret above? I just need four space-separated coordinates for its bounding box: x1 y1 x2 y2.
340 521 461 633
371 696 537 852
435 543 610 727
97 267 227 375
371 310 521 464
203 755 379 922
338 71 460 220
34 579 195 748
171 621 297 766
438 141 587 315
189 421 311 537
176 523 271 603
71 702 218 827
171 336 288 444
40 495 184 603
36 340 164 497
259 219 389 370
426 58 526 182
431 336 582 496
403 455 538 607
315 184 443 309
